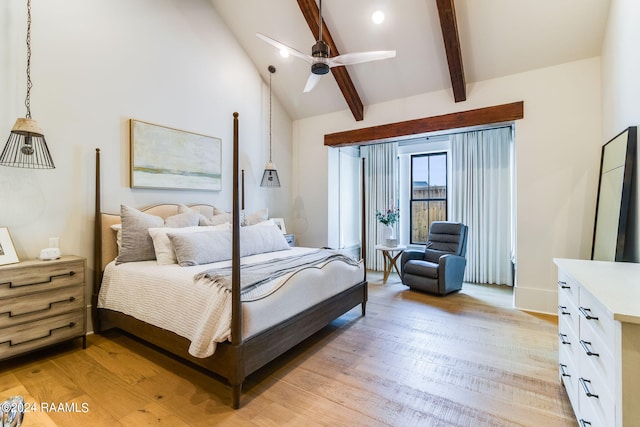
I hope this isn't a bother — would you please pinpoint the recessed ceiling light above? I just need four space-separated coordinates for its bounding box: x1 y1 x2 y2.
372 10 385 24
279 48 289 58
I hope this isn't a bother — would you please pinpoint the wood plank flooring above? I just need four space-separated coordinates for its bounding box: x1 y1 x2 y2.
0 272 575 426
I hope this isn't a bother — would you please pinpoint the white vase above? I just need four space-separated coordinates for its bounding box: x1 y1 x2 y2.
382 224 397 247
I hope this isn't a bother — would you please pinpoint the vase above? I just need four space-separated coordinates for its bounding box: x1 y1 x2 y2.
382 224 397 247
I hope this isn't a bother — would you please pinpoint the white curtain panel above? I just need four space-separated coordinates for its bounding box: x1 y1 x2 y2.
361 143 398 271
451 127 513 285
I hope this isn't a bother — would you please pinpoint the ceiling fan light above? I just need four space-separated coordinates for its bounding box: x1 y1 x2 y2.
372 10 385 24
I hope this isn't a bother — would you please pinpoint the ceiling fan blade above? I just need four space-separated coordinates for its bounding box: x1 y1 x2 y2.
256 33 313 63
327 50 396 67
303 73 322 92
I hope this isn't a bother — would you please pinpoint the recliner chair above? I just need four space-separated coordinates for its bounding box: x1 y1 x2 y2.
400 221 468 295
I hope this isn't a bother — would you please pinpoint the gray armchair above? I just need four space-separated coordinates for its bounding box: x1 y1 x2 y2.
400 221 468 295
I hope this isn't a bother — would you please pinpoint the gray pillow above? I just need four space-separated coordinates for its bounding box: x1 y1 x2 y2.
168 223 290 267
169 228 233 267
116 205 200 264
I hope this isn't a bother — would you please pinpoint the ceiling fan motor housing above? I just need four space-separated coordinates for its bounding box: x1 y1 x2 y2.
311 40 331 75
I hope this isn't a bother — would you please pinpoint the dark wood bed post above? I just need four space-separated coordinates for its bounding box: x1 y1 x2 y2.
93 148 102 332
361 156 367 316
230 112 244 408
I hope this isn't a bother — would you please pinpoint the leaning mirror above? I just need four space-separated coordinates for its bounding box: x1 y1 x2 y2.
591 126 637 261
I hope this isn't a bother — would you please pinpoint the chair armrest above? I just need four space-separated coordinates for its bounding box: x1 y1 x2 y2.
400 250 424 275
438 254 467 293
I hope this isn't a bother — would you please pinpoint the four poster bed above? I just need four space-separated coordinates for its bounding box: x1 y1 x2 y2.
92 113 368 408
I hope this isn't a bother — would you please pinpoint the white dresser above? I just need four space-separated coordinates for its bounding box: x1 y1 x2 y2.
554 259 640 426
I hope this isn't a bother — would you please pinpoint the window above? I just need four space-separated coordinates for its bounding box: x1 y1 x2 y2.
410 153 447 244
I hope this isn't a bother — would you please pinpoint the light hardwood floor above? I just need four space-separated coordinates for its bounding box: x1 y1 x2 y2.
0 272 575 426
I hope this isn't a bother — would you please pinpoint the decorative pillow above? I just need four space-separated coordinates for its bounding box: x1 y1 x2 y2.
241 208 269 226
168 222 289 267
169 228 233 267
200 212 232 226
180 204 234 226
149 223 230 265
241 222 290 256
115 205 200 264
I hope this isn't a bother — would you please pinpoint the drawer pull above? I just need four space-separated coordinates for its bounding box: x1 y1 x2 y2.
580 340 600 357
558 305 571 316
0 297 76 318
579 340 599 357
579 420 592 427
559 333 571 345
579 377 599 399
559 363 571 377
0 322 76 347
558 280 570 289
1 271 76 289
579 307 599 321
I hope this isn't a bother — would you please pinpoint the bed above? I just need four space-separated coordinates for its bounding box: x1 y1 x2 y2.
92 113 368 408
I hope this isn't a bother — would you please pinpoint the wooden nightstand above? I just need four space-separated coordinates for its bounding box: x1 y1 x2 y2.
0 255 86 361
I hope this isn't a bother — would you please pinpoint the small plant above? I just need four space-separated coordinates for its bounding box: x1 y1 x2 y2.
375 202 399 226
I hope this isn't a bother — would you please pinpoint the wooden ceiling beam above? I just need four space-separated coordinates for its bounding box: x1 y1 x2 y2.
436 0 466 102
297 0 364 121
324 101 524 147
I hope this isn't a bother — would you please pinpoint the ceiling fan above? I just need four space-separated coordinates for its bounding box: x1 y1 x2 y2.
257 0 396 92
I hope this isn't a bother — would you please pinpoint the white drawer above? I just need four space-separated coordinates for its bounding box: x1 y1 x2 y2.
578 380 614 427
558 271 579 306
559 290 580 337
578 350 615 425
579 316 615 395
579 287 616 351
559 344 579 410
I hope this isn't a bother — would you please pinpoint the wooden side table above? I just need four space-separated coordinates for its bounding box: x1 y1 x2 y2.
375 244 406 284
0 255 86 361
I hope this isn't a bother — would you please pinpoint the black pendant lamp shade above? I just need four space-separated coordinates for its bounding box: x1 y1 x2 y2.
260 65 280 187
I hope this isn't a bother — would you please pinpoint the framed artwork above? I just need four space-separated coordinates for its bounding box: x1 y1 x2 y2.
130 119 222 191
271 218 287 234
0 227 19 266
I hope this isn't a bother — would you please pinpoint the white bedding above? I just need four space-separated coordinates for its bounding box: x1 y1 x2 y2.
97 247 365 358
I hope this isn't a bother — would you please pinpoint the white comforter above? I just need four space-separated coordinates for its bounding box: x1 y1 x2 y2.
97 247 363 358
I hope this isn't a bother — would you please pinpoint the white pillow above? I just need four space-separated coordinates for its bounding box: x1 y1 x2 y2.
241 208 269 226
148 223 230 265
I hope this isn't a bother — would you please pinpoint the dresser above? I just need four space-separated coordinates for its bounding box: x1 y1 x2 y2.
0 255 86 361
554 259 640 426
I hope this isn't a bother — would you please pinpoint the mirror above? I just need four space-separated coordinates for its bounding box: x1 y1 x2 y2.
591 127 637 261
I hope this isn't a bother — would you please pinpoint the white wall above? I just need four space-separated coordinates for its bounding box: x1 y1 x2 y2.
292 57 602 314
601 0 640 262
0 0 292 282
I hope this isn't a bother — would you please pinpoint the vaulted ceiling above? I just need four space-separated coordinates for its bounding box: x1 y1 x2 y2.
210 0 610 121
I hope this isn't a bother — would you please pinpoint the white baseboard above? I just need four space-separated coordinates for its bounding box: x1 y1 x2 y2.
513 285 558 315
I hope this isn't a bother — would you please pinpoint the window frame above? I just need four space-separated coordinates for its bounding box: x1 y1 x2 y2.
409 152 448 245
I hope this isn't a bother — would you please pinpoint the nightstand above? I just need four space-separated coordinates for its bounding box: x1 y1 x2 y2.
284 234 295 247
0 255 86 361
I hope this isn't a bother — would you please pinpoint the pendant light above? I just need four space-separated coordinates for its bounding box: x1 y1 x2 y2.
260 65 280 187
0 0 55 169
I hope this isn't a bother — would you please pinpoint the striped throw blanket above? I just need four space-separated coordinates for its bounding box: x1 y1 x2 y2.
194 249 360 294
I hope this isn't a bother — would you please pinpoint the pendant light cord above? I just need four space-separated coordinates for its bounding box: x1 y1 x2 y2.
269 67 273 162
25 0 33 119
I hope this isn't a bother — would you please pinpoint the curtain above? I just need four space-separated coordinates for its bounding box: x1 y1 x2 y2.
451 127 513 285
361 143 397 271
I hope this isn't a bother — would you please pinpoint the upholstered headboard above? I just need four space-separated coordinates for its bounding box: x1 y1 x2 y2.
98 204 217 272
